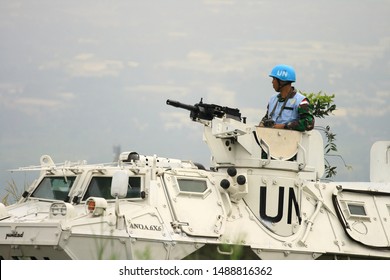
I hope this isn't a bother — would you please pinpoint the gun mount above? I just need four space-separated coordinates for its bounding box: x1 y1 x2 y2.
166 98 241 122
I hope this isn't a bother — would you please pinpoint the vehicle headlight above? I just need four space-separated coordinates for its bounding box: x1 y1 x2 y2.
86 197 107 216
50 202 75 219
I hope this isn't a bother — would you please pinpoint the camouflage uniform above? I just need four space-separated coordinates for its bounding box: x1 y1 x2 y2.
261 88 315 132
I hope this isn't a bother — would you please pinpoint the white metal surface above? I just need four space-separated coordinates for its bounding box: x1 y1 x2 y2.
1 107 389 260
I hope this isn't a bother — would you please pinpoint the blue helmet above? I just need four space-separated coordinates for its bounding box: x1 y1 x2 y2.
269 64 296 82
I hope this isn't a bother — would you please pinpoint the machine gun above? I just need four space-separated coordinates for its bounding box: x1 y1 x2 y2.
166 98 241 121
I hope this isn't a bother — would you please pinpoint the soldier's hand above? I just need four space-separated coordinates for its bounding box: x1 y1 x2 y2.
273 123 285 129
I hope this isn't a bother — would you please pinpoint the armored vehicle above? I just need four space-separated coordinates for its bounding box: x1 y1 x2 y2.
0 99 389 260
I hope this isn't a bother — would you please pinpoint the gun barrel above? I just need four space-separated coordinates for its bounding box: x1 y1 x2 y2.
167 98 241 122
166 99 197 112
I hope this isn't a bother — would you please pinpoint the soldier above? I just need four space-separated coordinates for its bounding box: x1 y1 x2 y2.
259 64 315 131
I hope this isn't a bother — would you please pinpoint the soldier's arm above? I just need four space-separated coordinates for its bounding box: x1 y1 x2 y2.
286 99 315 131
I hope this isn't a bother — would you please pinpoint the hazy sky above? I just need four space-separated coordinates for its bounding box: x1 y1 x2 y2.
1 0 389 194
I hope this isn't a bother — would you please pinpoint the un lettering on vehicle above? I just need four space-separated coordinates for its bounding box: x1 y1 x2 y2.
259 185 301 225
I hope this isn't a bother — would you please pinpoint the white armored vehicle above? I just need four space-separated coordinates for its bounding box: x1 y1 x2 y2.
0 99 389 260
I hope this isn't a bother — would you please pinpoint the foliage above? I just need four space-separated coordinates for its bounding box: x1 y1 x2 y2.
304 91 336 119
316 125 350 178
301 91 351 179
1 179 24 206
184 244 259 260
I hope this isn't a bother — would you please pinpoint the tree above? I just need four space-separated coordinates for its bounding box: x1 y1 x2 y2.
302 91 351 178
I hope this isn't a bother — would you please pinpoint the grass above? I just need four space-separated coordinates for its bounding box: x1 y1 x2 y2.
1 179 25 206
